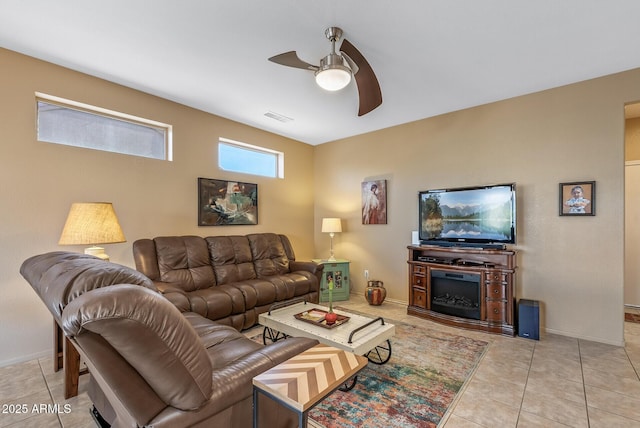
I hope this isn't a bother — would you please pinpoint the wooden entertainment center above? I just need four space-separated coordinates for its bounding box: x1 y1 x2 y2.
407 245 517 336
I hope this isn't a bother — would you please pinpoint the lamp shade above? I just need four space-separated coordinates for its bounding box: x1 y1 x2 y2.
59 202 126 246
322 218 342 233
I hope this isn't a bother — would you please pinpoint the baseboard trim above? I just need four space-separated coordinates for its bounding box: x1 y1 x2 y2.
348 291 407 307
0 349 49 368
543 327 624 347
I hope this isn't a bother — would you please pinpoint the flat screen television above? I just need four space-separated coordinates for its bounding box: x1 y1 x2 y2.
418 183 516 247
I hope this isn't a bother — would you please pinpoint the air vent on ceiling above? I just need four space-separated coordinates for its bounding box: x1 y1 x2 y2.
264 111 294 123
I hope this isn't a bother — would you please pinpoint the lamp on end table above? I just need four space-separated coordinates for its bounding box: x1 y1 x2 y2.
321 217 342 262
58 202 126 261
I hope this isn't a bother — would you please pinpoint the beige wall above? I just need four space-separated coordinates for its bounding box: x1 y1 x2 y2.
0 48 315 365
3 46 638 365
314 69 640 346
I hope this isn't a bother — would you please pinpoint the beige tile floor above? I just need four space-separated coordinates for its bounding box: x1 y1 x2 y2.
1 297 640 427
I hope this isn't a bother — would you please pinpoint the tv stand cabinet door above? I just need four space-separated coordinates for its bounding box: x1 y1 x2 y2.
486 300 507 322
409 264 428 309
484 270 513 325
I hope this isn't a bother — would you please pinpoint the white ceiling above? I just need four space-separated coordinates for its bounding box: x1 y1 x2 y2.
3 1 640 145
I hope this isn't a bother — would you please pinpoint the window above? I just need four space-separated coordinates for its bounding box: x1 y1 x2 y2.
218 138 284 178
36 93 172 160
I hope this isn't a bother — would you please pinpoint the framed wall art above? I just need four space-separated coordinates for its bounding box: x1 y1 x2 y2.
559 181 595 216
361 179 387 224
198 178 258 225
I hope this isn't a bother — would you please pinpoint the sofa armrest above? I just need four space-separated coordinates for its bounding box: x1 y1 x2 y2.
289 261 324 290
289 260 322 275
154 281 191 312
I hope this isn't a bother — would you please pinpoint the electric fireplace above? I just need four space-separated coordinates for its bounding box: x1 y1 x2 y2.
430 270 481 320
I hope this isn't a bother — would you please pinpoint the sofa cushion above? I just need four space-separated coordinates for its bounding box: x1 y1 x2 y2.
62 285 214 411
247 233 290 277
236 279 280 306
182 312 263 370
188 284 246 320
155 236 216 291
268 271 315 300
206 236 257 284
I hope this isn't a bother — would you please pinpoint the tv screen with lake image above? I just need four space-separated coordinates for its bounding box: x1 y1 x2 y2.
419 184 516 244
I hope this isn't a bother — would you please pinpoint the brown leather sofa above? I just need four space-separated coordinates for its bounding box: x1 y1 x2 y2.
133 233 322 330
21 252 318 427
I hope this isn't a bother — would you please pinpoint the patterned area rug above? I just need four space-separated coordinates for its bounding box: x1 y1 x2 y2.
626 312 640 323
255 313 488 428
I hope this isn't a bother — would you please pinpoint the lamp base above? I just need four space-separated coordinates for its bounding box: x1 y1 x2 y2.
327 256 337 262
85 246 110 261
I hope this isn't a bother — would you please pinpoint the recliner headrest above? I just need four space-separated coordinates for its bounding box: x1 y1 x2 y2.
20 251 156 321
62 285 213 410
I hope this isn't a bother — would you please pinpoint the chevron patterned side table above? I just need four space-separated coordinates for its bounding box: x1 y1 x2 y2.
252 343 368 428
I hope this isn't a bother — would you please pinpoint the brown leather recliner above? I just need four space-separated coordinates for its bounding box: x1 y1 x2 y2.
64 285 317 427
21 252 319 427
20 251 156 398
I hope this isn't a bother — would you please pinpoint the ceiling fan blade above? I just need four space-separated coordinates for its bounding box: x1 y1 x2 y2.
340 39 382 116
268 51 319 71
341 52 359 76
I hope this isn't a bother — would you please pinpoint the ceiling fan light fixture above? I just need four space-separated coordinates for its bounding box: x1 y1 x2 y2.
315 53 351 91
315 66 351 91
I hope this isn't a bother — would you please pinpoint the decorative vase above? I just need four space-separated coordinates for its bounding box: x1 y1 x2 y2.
365 280 387 306
324 311 338 325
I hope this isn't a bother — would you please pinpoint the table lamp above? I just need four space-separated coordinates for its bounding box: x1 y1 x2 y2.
321 217 342 261
58 202 126 261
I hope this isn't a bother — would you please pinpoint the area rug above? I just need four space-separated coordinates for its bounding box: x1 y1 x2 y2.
625 312 640 323
254 312 488 428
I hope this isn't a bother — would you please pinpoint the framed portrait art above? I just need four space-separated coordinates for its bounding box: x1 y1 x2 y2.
559 181 595 216
198 178 258 226
361 179 387 224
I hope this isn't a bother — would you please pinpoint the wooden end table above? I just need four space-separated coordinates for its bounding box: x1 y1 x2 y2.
253 343 368 428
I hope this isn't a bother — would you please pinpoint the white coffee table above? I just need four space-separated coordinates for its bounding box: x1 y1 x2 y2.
259 300 395 366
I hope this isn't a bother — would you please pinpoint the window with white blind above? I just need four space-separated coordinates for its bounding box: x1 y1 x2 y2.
36 93 172 161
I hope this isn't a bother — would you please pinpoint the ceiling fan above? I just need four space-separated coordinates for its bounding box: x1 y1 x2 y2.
268 27 382 116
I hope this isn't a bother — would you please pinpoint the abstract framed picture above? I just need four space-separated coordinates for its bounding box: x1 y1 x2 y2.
198 178 258 225
361 179 387 224
559 181 595 216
